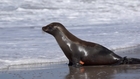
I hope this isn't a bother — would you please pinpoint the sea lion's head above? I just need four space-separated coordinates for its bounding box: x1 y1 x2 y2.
42 22 65 36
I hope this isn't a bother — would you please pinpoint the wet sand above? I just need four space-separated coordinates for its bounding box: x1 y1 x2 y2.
0 46 140 79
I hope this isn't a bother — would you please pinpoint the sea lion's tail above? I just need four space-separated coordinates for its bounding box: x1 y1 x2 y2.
121 56 140 64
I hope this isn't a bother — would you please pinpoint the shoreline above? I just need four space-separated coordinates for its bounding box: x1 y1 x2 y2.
0 45 140 79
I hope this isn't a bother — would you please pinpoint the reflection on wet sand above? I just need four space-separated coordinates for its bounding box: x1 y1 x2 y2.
66 65 140 79
0 63 140 79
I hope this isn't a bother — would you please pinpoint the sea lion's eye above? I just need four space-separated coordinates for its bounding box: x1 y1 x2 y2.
48 26 53 30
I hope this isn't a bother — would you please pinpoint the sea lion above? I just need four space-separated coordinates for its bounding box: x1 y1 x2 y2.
42 22 140 67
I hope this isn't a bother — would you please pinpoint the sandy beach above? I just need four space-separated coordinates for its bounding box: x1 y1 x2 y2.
0 46 140 79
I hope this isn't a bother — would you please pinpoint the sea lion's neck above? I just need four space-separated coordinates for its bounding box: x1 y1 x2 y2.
54 27 82 43
53 28 76 60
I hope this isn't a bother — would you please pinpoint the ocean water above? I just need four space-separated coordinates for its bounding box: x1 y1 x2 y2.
0 0 140 69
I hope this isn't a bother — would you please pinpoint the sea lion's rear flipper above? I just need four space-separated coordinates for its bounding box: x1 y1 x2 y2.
122 56 140 64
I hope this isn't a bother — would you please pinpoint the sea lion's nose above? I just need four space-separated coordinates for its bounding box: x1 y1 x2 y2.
42 26 47 32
